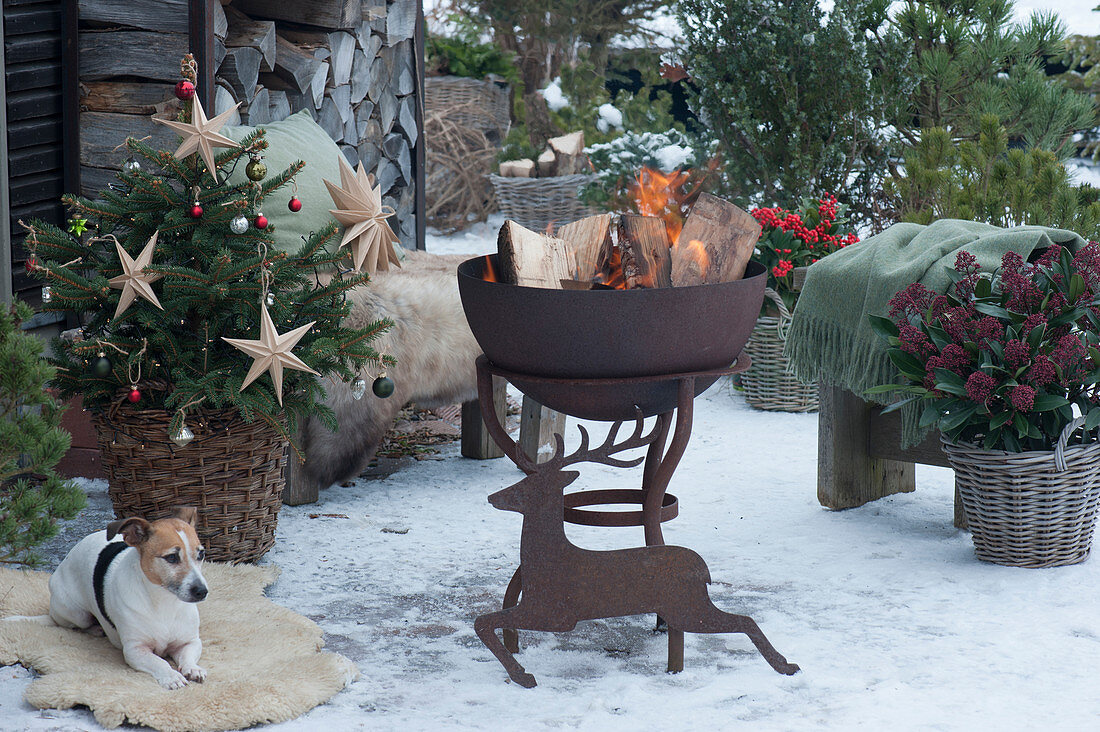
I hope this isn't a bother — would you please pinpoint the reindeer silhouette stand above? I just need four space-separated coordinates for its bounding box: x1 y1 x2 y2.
474 406 799 688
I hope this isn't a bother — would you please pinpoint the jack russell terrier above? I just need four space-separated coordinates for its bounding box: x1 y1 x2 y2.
6 507 208 689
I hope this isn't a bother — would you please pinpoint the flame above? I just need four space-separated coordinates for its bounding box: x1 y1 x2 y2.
594 246 627 290
631 167 690 246
482 255 499 283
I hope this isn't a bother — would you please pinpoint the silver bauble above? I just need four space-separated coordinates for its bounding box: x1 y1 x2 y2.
351 377 367 400
170 424 194 448
230 215 249 234
122 158 141 174
41 286 52 303
265 291 276 306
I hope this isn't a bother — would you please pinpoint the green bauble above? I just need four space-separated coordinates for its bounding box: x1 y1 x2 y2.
92 354 112 377
372 374 395 398
245 159 267 181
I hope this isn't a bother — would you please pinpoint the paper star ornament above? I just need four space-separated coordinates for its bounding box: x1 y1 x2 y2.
222 303 320 405
324 155 402 274
108 231 164 319
152 95 240 175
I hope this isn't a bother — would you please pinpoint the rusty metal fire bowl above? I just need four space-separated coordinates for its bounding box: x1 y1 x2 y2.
457 255 766 420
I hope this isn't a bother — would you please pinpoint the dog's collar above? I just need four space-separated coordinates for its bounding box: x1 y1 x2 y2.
93 540 130 630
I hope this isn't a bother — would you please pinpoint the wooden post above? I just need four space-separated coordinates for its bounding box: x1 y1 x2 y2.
518 396 566 464
817 383 915 509
282 454 320 506
461 376 507 459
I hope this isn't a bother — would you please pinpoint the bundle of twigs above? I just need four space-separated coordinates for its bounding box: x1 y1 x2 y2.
425 103 499 233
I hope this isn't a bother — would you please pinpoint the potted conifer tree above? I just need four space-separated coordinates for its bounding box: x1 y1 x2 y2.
23 58 391 562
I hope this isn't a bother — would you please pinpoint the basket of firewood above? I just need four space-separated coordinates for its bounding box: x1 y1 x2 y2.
493 131 594 231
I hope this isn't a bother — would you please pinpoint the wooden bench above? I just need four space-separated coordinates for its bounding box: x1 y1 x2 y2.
818 383 967 529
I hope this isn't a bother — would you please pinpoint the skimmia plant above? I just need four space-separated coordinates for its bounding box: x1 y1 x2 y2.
868 244 1100 452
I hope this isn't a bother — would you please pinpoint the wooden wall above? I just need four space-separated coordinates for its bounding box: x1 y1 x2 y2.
1 0 77 309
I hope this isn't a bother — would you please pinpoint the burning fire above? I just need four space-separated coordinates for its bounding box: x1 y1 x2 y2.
632 167 689 244
482 255 499 283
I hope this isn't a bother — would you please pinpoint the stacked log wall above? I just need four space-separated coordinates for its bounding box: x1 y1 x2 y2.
77 0 421 248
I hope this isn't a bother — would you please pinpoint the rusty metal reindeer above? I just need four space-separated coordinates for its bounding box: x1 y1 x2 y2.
474 416 800 688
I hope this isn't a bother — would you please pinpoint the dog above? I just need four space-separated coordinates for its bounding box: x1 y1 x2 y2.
296 249 483 493
5 507 209 689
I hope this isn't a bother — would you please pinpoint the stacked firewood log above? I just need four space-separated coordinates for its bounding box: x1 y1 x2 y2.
498 131 587 178
77 0 419 244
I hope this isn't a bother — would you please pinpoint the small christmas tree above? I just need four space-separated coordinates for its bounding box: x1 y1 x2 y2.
23 56 390 449
0 300 85 567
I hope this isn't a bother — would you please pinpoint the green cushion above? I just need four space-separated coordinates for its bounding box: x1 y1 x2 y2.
222 110 343 255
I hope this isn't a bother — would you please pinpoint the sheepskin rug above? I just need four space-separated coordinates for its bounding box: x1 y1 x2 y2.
0 563 357 731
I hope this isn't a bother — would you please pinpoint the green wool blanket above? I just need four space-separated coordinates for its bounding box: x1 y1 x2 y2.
783 218 1086 447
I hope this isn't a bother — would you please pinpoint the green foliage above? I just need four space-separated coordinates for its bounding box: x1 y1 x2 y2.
677 0 908 217
892 0 1095 155
888 116 1100 239
0 301 85 567
1055 32 1100 159
25 122 389 450
426 31 517 81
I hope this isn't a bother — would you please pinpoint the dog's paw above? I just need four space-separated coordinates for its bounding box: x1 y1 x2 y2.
156 670 189 690
181 664 206 683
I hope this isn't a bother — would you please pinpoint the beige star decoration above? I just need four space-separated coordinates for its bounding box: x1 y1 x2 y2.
108 231 164 319
324 155 402 274
152 95 241 175
222 303 320 406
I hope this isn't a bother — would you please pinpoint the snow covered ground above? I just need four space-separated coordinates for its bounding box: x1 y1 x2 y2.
5 216 1100 730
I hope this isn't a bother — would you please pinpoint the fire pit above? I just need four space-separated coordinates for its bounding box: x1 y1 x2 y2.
457 255 766 420
460 201 798 686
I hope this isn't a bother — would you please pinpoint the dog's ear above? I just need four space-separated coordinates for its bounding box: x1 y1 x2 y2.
168 506 198 527
106 517 150 546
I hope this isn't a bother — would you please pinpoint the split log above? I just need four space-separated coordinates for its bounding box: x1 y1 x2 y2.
619 214 672 289
384 0 418 45
318 96 344 142
224 7 276 72
497 220 575 289
671 192 761 286
351 50 371 104
376 158 399 194
244 86 271 125
77 0 188 33
213 0 228 40
310 61 331 109
328 32 356 86
379 92 397 134
536 149 557 177
214 38 227 69
355 101 375 138
499 159 536 178
273 35 322 93
220 46 262 103
81 81 175 115
557 213 614 281
398 95 418 147
80 31 186 82
328 85 352 123
268 89 291 121
233 0 360 29
213 81 241 125
547 131 586 176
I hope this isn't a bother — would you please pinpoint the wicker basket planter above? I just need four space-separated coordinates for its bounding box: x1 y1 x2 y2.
942 420 1100 568
489 174 593 232
425 76 511 142
740 288 818 412
93 406 288 563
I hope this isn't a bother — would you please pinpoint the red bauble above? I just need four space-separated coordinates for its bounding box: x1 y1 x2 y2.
174 80 196 100
127 388 142 403
288 196 303 212
254 213 269 229
25 255 38 274
190 203 203 218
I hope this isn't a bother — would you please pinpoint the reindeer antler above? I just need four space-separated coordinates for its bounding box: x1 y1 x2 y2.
539 410 657 471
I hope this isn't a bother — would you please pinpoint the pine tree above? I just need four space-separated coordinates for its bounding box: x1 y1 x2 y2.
0 300 85 567
888 116 1100 238
23 59 389 450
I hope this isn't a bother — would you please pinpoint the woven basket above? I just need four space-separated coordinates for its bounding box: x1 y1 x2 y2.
93 406 288 563
942 417 1100 568
740 288 818 412
425 76 511 142
489 174 593 232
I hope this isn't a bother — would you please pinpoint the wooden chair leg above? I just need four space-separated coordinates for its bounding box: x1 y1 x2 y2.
518 395 565 464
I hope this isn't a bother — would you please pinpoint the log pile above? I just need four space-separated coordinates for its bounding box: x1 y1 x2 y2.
498 130 587 178
495 193 761 290
77 0 420 245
